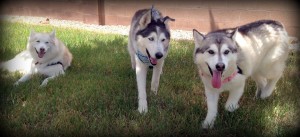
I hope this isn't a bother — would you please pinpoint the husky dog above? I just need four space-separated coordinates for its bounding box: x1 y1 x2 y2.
128 6 175 113
0 30 73 87
193 20 290 128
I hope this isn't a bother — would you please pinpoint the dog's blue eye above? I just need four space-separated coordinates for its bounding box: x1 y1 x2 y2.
224 50 230 55
148 37 154 41
208 50 215 55
45 42 49 44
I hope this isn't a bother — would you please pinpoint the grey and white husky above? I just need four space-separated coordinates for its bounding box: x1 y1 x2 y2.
1 30 73 87
193 20 291 128
128 6 174 113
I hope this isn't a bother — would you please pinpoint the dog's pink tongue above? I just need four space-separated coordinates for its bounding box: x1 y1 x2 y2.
38 51 45 58
212 70 222 89
150 57 157 65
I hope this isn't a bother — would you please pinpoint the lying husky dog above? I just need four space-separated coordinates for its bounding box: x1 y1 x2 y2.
128 6 174 113
0 30 73 87
193 20 290 128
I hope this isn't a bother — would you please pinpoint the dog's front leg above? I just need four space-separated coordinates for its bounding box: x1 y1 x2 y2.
136 62 148 113
39 64 65 87
151 61 164 95
202 88 220 129
225 82 245 112
14 73 32 86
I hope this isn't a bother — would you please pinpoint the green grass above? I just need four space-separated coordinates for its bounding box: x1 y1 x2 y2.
0 22 299 136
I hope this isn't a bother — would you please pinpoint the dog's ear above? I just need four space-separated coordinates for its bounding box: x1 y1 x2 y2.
163 16 175 24
231 28 239 40
50 30 56 39
193 29 206 55
30 29 36 38
224 29 235 38
139 10 152 30
193 29 205 47
231 28 242 53
28 29 37 41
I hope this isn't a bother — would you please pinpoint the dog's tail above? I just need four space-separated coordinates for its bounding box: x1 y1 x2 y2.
0 50 32 74
209 8 219 31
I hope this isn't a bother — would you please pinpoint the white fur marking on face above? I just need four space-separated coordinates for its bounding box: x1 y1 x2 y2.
219 44 231 69
157 32 167 54
146 32 158 57
205 44 219 70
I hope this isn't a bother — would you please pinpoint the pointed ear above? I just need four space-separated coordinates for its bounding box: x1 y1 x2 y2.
151 5 155 14
139 10 152 30
163 16 175 24
50 30 56 39
223 29 235 38
231 28 239 40
30 29 36 38
28 29 36 41
193 29 205 48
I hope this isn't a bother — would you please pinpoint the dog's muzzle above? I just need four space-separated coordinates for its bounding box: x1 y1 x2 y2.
146 49 158 66
35 48 46 58
206 63 225 89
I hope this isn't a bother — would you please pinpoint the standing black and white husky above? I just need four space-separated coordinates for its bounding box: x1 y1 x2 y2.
128 6 175 113
193 20 290 128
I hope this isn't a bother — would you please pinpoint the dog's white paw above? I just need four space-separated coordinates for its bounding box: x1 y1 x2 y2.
151 82 159 95
60 70 65 75
138 100 148 113
13 81 20 86
202 120 214 129
259 90 273 99
40 79 48 87
225 104 239 112
151 86 158 95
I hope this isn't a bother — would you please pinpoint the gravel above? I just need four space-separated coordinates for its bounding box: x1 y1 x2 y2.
2 15 298 51
0 15 193 40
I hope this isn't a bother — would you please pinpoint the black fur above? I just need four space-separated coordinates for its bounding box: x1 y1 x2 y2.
195 45 210 54
207 20 283 37
208 28 236 38
136 19 170 40
47 61 63 68
237 66 243 74
205 33 238 53
238 20 283 35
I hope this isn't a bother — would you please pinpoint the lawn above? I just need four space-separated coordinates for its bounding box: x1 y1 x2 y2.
0 22 299 136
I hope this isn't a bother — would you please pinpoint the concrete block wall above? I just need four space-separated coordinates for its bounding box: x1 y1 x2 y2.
1 0 299 37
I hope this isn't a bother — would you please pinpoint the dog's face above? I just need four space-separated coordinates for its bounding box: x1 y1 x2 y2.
136 8 174 65
193 29 238 88
136 27 170 65
28 30 56 59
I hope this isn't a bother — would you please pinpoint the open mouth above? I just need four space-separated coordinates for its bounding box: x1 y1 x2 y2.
146 49 157 65
35 48 46 58
206 63 223 89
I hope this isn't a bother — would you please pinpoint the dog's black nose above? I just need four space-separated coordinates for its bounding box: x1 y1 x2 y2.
155 52 163 59
216 63 225 71
40 48 45 52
